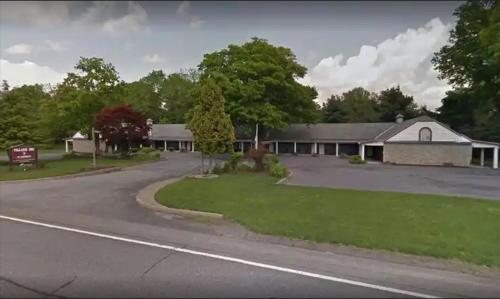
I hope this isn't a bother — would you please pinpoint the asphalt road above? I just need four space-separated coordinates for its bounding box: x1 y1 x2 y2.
1 152 499 298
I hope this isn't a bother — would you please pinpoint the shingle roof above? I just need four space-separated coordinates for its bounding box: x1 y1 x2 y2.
267 123 394 142
150 124 253 141
150 116 473 143
150 124 192 140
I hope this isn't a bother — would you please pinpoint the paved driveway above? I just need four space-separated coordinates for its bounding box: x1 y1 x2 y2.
280 155 500 200
1 152 500 297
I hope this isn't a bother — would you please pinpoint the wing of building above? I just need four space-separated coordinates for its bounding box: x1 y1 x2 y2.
148 116 499 169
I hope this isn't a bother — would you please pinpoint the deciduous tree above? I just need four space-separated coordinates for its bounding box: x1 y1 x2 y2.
199 37 319 139
94 105 148 154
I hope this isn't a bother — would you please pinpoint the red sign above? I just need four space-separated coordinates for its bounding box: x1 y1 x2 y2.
9 145 38 164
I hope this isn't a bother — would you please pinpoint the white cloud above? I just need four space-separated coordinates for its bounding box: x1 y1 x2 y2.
0 59 66 87
176 1 191 17
189 16 205 29
0 1 70 26
44 40 69 52
142 54 164 63
75 1 148 36
176 1 204 29
300 18 452 109
4 44 33 55
102 2 148 36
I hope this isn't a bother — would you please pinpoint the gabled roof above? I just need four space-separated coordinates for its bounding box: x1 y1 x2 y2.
372 115 472 143
267 122 394 142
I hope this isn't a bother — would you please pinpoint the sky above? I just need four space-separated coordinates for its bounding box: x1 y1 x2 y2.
0 1 463 109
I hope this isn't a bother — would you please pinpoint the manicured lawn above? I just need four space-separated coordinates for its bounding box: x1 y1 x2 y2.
156 172 500 267
0 156 159 181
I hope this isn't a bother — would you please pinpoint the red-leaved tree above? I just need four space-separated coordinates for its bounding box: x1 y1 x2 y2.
94 105 148 154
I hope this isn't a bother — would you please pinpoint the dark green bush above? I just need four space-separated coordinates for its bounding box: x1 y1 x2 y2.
349 155 366 164
212 164 223 174
236 163 253 172
265 154 280 166
269 162 289 178
138 147 154 154
223 162 231 173
229 152 243 170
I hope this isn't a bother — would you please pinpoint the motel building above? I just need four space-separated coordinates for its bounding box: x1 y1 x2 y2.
148 115 499 169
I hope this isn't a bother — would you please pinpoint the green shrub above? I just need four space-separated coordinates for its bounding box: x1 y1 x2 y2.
349 155 366 164
153 153 161 159
236 163 253 172
223 162 231 173
265 154 280 166
138 147 154 154
229 152 243 170
212 164 223 174
269 162 289 178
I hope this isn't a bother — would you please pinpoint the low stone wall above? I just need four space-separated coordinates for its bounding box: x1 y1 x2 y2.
383 143 472 167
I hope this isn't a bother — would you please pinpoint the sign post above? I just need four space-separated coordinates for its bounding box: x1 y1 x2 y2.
92 127 96 169
8 145 38 171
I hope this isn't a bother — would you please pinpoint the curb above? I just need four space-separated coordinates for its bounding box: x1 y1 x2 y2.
276 170 293 185
0 167 122 184
136 177 224 219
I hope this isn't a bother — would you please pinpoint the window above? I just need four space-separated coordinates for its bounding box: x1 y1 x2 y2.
419 127 432 142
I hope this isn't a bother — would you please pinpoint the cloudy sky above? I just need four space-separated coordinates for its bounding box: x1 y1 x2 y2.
0 1 462 109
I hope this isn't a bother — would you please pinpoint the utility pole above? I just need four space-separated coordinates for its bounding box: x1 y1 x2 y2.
92 127 96 168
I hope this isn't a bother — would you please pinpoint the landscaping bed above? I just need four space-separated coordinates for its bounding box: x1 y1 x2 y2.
155 172 500 268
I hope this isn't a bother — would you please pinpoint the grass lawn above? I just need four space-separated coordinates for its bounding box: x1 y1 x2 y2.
156 172 500 267
0 155 159 181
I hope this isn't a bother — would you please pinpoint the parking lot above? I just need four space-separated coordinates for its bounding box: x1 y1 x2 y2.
280 155 500 200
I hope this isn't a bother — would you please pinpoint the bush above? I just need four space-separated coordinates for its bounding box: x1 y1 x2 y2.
223 162 231 173
248 145 267 171
269 162 289 178
236 163 253 172
349 155 366 164
138 147 154 154
130 147 140 153
212 164 223 174
265 154 280 166
153 152 161 159
229 152 243 170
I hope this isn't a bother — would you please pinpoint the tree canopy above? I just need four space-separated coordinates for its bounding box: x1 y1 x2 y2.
94 105 148 153
432 0 500 142
0 85 48 149
198 37 319 132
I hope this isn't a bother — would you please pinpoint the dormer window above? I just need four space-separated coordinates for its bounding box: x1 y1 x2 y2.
419 127 432 142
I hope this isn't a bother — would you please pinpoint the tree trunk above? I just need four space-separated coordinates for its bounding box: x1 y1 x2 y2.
208 154 213 173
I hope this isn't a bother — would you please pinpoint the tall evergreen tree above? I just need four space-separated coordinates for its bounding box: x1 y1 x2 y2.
187 79 235 174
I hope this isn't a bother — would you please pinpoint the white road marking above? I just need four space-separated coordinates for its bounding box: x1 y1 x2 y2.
0 215 438 298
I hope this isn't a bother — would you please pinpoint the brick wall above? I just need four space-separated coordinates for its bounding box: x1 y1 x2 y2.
383 143 472 167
